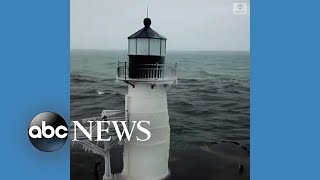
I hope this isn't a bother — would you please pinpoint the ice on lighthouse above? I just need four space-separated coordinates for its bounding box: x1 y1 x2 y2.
116 17 177 180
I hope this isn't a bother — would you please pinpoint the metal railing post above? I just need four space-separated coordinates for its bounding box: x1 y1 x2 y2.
156 62 158 79
124 62 127 81
175 63 177 77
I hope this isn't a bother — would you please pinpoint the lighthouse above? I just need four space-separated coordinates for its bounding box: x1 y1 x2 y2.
116 17 177 180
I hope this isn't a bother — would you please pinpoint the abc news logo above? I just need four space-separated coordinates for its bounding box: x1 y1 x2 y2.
233 3 248 15
28 112 68 152
28 112 151 152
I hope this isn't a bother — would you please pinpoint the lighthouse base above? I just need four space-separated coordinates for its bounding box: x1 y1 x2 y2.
119 83 171 180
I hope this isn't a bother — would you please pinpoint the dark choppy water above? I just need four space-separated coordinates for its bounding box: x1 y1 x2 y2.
71 50 250 180
71 49 250 147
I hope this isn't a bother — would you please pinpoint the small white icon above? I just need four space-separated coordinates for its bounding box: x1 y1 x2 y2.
233 3 248 15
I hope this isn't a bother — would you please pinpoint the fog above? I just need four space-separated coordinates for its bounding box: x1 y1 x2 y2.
71 0 250 51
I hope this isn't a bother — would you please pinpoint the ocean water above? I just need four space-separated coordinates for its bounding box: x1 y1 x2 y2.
70 50 250 179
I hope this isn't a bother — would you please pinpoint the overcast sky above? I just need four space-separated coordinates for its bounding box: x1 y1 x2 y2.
71 0 250 51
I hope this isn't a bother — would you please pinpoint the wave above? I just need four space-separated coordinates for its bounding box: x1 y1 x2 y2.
71 74 97 83
97 91 105 95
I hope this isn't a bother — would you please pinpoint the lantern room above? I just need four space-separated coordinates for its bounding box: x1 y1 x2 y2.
116 18 177 85
128 18 167 58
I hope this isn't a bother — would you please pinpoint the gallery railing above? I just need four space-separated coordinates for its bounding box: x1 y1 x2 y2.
116 62 177 83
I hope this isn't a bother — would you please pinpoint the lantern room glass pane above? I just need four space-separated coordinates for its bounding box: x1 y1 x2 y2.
137 38 149 55
161 39 166 56
149 39 161 56
128 39 136 55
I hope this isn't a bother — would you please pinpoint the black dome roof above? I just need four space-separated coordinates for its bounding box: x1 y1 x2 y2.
128 18 167 40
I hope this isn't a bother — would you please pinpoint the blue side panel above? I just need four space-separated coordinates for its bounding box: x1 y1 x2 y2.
0 0 70 179
251 0 320 179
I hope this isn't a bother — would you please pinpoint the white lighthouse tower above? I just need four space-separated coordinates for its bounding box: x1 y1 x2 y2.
116 17 177 180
